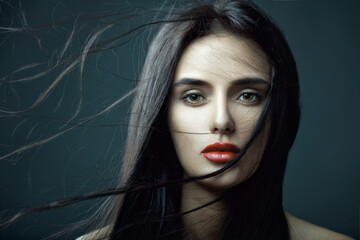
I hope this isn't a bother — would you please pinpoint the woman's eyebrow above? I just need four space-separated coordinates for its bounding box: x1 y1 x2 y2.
173 78 209 87
173 77 269 87
232 77 270 86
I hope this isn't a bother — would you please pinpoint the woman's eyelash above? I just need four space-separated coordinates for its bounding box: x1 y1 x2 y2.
179 90 263 105
237 92 262 103
180 91 205 104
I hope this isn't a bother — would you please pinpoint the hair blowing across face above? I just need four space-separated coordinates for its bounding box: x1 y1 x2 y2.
100 0 301 240
0 0 300 239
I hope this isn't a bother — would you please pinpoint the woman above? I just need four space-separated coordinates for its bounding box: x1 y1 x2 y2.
0 0 355 239
76 0 354 239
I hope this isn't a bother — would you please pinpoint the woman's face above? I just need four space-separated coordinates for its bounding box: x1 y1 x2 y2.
167 33 271 190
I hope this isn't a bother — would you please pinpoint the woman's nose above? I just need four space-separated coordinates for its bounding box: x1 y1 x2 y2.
210 96 235 134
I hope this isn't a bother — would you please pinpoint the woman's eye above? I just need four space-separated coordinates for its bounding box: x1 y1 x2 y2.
238 92 259 103
182 93 204 104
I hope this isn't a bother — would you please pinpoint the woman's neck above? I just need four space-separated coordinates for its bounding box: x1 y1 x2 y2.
181 181 227 240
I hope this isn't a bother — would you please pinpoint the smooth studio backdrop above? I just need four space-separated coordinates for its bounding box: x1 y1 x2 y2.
0 0 359 239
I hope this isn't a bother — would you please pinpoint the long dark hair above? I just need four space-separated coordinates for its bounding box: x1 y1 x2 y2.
0 0 300 239
99 0 301 239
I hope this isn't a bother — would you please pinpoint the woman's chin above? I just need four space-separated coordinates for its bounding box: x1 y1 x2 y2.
192 167 251 191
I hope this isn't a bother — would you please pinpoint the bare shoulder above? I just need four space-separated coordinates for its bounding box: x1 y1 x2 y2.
284 210 355 240
75 226 112 240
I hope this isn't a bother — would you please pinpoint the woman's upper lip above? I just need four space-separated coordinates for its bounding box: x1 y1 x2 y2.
201 142 241 153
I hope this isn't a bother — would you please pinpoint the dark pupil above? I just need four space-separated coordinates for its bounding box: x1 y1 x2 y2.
190 94 199 101
244 93 252 100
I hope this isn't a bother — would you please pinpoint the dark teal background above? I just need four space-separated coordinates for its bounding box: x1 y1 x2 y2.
0 0 359 239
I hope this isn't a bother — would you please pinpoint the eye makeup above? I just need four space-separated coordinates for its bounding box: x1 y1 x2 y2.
180 90 207 105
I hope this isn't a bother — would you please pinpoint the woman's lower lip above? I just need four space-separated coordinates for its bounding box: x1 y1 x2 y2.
201 152 239 162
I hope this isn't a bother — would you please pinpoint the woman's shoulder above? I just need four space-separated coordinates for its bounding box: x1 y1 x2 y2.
284 210 355 240
75 226 112 240
74 213 355 240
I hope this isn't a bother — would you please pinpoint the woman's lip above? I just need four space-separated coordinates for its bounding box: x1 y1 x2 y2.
202 152 240 162
201 142 241 162
201 142 241 153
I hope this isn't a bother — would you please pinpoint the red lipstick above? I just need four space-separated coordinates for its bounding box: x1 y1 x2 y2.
201 142 241 162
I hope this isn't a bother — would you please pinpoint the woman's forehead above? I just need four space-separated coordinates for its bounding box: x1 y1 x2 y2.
174 34 271 84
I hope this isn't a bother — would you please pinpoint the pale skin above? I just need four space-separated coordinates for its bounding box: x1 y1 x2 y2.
78 34 354 240
167 32 271 240
166 34 354 240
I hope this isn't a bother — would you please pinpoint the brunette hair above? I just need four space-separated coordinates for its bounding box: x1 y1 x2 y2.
0 0 300 239
101 0 300 239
